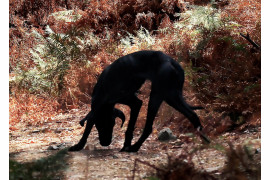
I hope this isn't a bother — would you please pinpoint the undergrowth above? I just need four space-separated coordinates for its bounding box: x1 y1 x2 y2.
9 2 261 180
9 148 69 180
10 0 260 134
143 143 261 180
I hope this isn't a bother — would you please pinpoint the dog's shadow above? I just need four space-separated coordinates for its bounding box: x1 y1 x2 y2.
72 147 121 159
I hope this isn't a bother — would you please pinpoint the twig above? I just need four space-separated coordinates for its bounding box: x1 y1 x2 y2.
240 33 261 51
132 158 165 180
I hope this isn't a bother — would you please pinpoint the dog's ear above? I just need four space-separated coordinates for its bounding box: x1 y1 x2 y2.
113 108 125 128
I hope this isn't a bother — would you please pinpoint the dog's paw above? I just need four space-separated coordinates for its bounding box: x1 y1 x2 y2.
120 146 128 152
196 126 211 144
69 144 84 151
120 145 139 152
79 120 85 127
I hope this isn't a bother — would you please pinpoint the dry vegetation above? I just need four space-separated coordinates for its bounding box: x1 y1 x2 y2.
9 0 261 179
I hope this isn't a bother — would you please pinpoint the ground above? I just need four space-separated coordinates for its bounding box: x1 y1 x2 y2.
9 106 261 180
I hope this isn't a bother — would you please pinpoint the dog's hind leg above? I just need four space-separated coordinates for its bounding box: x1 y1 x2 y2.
165 92 210 143
166 94 202 128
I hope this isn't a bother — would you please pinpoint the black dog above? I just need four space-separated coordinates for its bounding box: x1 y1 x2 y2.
69 50 210 152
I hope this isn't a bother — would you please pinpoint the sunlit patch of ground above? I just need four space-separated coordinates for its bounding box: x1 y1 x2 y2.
9 108 260 180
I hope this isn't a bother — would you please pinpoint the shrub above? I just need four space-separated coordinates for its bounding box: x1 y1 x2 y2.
9 0 260 131
162 4 260 129
146 143 260 180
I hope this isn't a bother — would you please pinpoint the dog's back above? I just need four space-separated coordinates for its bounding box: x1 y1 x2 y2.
91 50 184 105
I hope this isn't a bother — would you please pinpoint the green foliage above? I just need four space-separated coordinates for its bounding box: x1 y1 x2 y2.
161 5 226 61
9 0 261 132
244 83 260 93
9 149 69 180
180 6 223 32
146 177 160 180
120 26 157 50
167 4 260 125
11 25 101 95
13 29 70 95
49 10 83 22
172 5 229 57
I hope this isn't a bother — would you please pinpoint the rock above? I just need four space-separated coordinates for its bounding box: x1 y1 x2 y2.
47 143 66 150
158 128 177 141
255 148 261 154
32 130 40 133
47 145 59 150
205 166 222 173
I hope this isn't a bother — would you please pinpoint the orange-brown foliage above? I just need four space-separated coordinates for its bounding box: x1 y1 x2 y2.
9 0 260 134
223 0 261 37
9 93 59 127
171 0 261 133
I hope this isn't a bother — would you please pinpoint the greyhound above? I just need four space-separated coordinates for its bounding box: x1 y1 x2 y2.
69 50 210 152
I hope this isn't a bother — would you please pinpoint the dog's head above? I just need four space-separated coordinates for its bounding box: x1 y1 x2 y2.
89 108 125 146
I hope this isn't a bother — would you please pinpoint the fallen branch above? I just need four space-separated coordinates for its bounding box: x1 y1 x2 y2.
132 158 165 180
240 33 261 51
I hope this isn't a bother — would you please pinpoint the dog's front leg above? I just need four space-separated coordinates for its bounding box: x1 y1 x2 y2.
69 119 94 151
122 93 162 152
120 96 142 151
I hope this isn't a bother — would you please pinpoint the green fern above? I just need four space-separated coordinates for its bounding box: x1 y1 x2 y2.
120 26 157 50
179 6 223 32
13 27 84 95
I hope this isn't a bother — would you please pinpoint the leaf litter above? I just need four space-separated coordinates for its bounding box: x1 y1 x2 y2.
9 107 260 180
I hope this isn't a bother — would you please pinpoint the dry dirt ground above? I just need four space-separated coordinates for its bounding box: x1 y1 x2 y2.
9 107 261 180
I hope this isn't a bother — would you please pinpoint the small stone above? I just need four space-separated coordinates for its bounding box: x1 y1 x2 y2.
158 128 177 141
47 143 65 150
32 130 40 133
255 148 261 154
47 145 59 150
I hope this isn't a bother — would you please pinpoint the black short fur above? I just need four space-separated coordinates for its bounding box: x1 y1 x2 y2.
69 50 209 152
